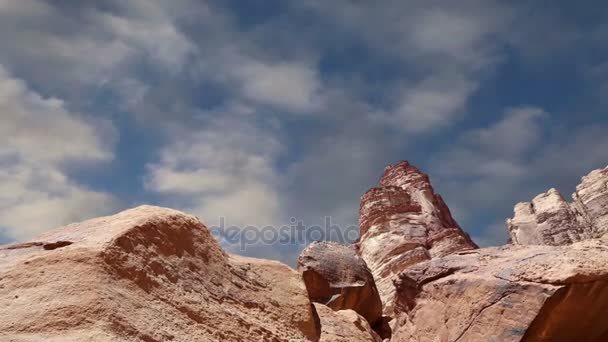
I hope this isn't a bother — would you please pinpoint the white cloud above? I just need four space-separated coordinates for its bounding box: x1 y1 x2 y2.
236 61 322 112
393 72 478 133
0 65 117 240
0 66 113 164
145 115 283 228
0 165 116 241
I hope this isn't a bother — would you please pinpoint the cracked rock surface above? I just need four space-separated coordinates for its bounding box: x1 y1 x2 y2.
391 239 608 341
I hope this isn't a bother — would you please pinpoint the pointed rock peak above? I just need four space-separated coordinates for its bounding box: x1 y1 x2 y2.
379 160 431 190
358 160 477 316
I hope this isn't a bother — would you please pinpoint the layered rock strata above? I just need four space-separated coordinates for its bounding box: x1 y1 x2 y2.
358 161 477 315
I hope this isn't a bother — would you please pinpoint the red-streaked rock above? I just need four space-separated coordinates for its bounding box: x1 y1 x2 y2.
0 206 318 342
298 241 383 325
391 238 608 341
314 303 382 342
358 161 477 315
508 166 608 246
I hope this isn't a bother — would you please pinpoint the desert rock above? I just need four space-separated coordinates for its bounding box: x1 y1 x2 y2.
298 241 383 325
0 206 318 342
313 303 382 342
391 238 608 341
508 165 608 245
358 161 477 315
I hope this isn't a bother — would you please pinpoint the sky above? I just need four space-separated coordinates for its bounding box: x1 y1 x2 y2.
1 0 607 265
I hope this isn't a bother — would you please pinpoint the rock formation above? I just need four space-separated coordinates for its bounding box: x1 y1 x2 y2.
0 206 319 342
298 241 383 325
313 303 382 342
508 166 608 245
3 162 608 342
391 238 608 341
358 161 477 315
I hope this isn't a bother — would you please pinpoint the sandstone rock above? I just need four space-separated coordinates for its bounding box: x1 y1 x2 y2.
313 303 382 342
298 241 382 325
0 206 318 342
508 166 608 246
358 161 477 315
391 239 608 341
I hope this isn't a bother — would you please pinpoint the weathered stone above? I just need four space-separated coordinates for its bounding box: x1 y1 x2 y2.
391 239 608 342
358 161 477 315
508 166 608 246
0 206 318 342
298 241 383 325
313 303 382 342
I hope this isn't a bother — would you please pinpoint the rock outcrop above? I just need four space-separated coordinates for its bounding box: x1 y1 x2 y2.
358 161 477 315
391 238 608 341
508 166 608 245
0 206 318 342
298 241 383 325
313 303 382 342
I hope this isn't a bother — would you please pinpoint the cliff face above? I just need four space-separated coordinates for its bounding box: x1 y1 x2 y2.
358 161 477 315
508 166 608 245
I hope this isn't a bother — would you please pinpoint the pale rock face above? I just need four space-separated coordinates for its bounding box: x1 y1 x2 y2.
508 166 608 245
358 161 477 315
313 303 382 342
391 239 608 342
298 241 383 325
0 206 318 342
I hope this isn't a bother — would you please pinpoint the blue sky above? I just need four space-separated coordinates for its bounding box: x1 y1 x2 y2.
1 0 607 265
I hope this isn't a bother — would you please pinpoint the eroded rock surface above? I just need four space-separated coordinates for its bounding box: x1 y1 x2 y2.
0 206 318 342
508 166 608 246
391 239 608 342
298 241 382 325
313 303 382 342
358 161 477 315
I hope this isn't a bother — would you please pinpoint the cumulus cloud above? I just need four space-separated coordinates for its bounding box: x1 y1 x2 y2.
0 65 117 240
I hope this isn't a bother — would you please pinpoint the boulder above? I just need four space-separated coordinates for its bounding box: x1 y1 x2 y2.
313 303 382 342
0 206 318 342
298 241 383 325
391 238 608 341
358 161 477 315
508 166 608 245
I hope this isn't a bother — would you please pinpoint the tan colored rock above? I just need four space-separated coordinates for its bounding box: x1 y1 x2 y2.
358 161 477 315
0 206 318 342
298 241 382 325
313 303 382 342
508 166 608 246
391 238 608 341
